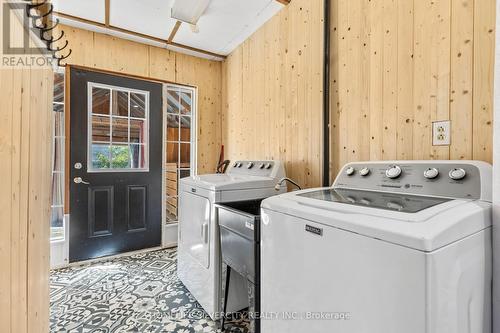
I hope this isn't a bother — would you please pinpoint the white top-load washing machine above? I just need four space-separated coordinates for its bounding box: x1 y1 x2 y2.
261 161 492 333
177 160 286 319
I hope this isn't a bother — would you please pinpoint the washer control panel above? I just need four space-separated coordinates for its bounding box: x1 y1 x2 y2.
334 161 488 200
229 160 279 176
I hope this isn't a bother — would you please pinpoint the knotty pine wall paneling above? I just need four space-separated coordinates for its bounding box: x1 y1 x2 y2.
330 0 495 179
0 2 53 332
222 0 325 188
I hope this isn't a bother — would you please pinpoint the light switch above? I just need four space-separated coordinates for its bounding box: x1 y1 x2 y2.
432 120 451 146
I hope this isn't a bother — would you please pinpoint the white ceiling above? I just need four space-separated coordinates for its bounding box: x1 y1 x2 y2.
52 0 285 60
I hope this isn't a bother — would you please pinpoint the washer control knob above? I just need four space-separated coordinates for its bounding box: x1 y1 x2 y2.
359 167 370 177
359 198 371 205
247 162 254 169
233 162 238 167
346 196 356 203
237 163 243 168
345 166 355 176
386 165 402 179
265 163 272 169
449 168 466 181
387 202 403 211
259 163 265 169
424 167 439 179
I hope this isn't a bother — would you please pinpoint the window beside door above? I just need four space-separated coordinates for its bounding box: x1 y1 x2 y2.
51 71 65 241
164 85 197 223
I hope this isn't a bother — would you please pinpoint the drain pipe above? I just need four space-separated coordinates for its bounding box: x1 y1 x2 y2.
322 0 331 187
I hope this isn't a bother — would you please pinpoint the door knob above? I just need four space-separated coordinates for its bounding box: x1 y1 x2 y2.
74 177 90 185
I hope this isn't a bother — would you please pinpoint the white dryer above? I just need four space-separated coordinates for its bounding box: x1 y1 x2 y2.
261 161 492 333
177 160 286 319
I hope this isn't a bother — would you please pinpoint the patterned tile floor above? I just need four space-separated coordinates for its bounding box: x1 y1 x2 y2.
50 248 249 333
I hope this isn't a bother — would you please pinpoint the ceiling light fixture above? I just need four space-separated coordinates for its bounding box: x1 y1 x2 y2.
171 0 211 26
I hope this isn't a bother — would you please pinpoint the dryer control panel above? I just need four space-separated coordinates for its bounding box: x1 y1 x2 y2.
334 161 492 201
228 160 285 178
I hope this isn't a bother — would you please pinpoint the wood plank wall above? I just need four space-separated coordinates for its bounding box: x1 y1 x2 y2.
222 0 495 186
330 0 496 179
0 3 53 332
222 0 325 188
57 25 222 174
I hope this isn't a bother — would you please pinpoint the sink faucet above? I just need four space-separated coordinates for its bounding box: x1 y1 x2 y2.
275 177 302 191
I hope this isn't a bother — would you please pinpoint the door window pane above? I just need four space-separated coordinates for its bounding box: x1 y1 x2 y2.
92 115 111 142
180 143 190 165
111 145 131 169
130 119 146 144
166 196 178 221
89 84 149 171
52 173 64 206
112 90 129 117
54 103 64 113
53 138 64 172
180 91 192 115
130 93 146 118
179 169 190 180
167 90 179 114
180 116 191 142
92 87 110 115
166 142 179 164
50 207 64 241
130 144 146 169
54 73 64 103
167 115 179 141
54 111 64 136
91 144 111 169
112 117 129 143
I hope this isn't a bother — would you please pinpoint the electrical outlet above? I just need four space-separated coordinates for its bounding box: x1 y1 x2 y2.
432 120 451 146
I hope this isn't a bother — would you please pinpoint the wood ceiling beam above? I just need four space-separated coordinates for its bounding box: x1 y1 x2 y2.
53 11 226 60
168 21 182 43
104 0 110 27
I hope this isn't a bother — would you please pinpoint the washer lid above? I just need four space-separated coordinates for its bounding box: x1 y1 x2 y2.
297 188 451 213
261 189 492 252
181 174 280 191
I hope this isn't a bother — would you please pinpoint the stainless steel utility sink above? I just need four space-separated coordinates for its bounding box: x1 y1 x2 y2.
216 200 262 333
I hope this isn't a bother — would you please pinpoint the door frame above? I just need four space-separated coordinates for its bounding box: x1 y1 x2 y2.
50 65 198 268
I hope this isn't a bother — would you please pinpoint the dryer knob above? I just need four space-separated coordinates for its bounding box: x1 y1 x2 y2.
259 163 265 169
345 166 355 176
385 165 402 179
449 168 466 181
265 163 272 169
359 167 370 177
247 162 254 169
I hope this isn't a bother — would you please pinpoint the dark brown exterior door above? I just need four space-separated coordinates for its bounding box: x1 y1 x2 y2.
69 67 162 262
